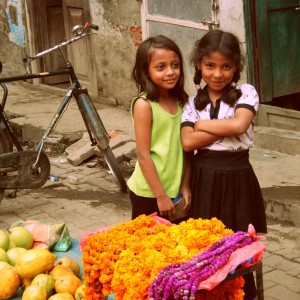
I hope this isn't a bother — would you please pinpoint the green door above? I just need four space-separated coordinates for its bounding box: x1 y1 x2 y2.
256 0 300 102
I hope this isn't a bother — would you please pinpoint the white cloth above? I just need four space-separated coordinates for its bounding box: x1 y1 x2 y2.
181 83 259 151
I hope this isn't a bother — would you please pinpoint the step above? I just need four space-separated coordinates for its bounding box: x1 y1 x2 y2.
255 104 300 155
262 186 300 227
254 126 300 156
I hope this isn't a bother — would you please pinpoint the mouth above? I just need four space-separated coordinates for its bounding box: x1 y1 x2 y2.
164 78 177 84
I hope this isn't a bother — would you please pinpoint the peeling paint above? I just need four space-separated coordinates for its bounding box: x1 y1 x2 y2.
6 0 26 46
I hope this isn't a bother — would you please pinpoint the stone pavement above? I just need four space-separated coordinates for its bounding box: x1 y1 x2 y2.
1 82 300 299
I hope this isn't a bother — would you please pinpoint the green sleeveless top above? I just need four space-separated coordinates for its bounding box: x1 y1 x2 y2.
127 94 184 198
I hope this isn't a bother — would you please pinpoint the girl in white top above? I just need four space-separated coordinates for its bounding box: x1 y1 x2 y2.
181 30 266 300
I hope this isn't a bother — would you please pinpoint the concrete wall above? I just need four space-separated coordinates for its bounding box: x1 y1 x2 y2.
90 0 248 107
89 0 142 107
218 0 247 83
0 0 248 109
0 0 27 76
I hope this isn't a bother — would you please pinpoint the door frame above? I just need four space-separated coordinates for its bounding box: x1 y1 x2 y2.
242 0 257 90
24 0 97 95
243 0 300 104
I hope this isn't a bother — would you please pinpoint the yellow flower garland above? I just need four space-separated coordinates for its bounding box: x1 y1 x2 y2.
82 215 245 300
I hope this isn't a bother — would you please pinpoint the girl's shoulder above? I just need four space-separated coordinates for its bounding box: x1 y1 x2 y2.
236 83 259 108
131 92 151 116
132 91 148 102
237 83 258 95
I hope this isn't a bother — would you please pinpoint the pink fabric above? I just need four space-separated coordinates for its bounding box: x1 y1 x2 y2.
197 224 266 291
198 241 265 290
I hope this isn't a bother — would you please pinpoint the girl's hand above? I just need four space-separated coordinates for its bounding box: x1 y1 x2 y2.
157 195 176 218
181 189 191 213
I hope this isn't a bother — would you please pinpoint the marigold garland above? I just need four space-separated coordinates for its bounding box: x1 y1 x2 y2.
82 215 247 300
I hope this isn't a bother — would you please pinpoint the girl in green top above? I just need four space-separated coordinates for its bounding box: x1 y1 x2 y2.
127 35 191 222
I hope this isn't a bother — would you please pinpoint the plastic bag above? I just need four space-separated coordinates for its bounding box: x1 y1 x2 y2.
10 220 72 251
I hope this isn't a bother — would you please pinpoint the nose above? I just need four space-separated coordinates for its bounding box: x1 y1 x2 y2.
166 65 175 75
213 68 222 78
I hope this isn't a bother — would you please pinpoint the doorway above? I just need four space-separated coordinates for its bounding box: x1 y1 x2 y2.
25 0 98 96
244 0 300 111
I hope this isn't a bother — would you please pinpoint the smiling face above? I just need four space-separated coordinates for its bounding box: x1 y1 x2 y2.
199 51 236 99
147 48 180 93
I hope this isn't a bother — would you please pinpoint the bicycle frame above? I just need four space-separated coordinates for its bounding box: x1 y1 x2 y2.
0 23 127 193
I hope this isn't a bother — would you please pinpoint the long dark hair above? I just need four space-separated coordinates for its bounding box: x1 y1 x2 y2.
132 35 188 106
191 30 245 110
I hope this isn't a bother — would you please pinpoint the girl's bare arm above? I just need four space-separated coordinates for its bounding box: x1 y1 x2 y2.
133 99 175 217
181 126 221 152
194 108 254 136
179 151 192 212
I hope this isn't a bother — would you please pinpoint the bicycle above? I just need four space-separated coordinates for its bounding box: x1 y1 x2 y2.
0 22 128 200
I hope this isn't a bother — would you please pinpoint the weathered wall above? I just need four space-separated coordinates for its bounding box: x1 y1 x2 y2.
0 0 248 109
218 0 247 83
0 0 27 76
89 0 142 107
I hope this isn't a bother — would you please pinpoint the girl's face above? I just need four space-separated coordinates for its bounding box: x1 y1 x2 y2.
148 48 180 92
198 51 236 98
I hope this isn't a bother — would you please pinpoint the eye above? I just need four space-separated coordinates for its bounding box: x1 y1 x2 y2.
223 64 233 71
155 64 164 71
172 62 180 69
205 63 214 69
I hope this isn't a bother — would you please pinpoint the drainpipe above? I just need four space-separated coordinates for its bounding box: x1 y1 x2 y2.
202 0 220 30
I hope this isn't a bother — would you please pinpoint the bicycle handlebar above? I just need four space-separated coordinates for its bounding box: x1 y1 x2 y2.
23 22 100 64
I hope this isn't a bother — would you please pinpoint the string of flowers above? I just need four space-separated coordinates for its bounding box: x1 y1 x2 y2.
82 215 249 300
149 231 254 300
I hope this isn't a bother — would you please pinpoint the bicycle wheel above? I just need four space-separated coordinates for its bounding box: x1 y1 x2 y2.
77 93 127 193
0 118 13 154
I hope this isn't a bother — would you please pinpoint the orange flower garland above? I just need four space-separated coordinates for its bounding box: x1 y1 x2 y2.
82 215 245 300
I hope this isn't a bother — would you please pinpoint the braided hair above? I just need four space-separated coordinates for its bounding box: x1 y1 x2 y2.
190 30 245 110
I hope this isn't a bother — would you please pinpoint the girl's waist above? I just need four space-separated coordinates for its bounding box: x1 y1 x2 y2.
194 149 251 170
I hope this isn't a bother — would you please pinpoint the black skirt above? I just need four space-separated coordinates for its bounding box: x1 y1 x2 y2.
189 149 267 233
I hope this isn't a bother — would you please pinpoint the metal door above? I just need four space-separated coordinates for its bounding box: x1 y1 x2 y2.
255 0 300 102
141 0 215 96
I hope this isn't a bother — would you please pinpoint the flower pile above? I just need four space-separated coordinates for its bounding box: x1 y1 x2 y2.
149 231 253 299
82 215 248 300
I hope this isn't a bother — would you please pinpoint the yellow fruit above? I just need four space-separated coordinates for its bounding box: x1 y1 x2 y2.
15 248 56 278
55 272 82 296
0 265 21 299
8 226 33 250
21 284 47 300
49 265 73 281
74 284 85 300
0 229 9 251
6 247 27 266
0 261 10 271
48 293 75 300
31 273 55 297
56 256 81 277
0 248 8 263
21 278 33 291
